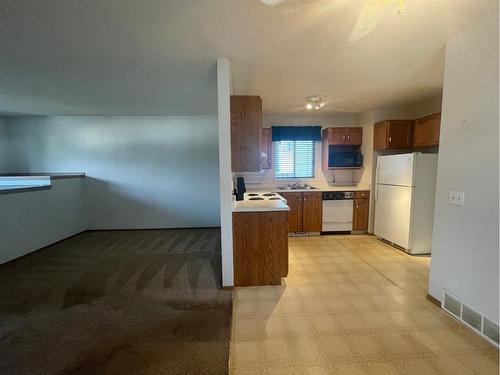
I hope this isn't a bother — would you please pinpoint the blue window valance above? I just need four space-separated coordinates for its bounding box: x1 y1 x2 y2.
271 126 322 142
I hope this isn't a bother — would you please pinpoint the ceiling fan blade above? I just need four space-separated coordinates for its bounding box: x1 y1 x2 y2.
260 0 286 6
348 0 387 42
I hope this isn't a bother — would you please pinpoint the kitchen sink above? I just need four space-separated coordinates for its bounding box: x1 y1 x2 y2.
278 185 318 190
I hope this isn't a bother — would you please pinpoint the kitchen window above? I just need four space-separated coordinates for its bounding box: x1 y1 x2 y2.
274 140 315 178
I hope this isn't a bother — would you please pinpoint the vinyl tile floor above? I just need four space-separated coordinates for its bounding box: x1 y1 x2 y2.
229 235 499 375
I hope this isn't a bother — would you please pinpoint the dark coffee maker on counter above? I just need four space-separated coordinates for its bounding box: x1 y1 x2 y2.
235 176 246 201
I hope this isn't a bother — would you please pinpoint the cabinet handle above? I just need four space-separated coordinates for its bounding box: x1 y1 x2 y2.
347 135 350 140
356 204 359 209
388 136 392 143
342 135 346 139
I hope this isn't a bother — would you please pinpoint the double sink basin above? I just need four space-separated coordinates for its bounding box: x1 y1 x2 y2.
277 185 318 190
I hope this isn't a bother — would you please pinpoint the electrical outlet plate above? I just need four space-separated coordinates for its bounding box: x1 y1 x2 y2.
449 190 465 206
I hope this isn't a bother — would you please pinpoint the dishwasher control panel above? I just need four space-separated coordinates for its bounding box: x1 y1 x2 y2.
323 191 354 200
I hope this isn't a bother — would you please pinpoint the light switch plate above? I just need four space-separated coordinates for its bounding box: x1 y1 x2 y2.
449 190 465 206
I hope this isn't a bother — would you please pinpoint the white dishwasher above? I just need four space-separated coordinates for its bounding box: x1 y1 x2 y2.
322 192 354 232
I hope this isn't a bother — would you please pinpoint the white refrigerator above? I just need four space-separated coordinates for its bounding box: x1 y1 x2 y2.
374 152 438 254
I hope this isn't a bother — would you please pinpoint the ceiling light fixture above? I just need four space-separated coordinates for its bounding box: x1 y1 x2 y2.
306 95 326 110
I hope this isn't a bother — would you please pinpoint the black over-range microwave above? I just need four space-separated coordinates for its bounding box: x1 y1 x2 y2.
328 145 363 168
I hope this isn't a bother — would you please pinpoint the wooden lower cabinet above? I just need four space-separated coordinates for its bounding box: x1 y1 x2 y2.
233 211 289 286
281 192 302 232
302 192 322 232
353 191 369 231
281 192 322 232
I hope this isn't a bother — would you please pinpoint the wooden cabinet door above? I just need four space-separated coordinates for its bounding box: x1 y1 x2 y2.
328 128 345 145
231 96 262 172
260 128 272 169
353 197 369 231
302 192 322 232
387 120 413 149
345 127 362 145
413 113 441 148
281 192 302 232
373 121 388 150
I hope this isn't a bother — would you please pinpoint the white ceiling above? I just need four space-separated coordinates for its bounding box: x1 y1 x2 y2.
0 0 497 116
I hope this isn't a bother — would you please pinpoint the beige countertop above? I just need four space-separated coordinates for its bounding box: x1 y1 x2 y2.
246 183 371 193
232 199 290 213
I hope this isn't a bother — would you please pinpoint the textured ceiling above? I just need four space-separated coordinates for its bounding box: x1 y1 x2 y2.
0 0 497 115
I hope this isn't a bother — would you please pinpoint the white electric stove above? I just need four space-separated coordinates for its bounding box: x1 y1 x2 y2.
244 192 287 202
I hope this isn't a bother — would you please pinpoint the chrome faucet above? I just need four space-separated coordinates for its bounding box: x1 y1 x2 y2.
290 180 302 188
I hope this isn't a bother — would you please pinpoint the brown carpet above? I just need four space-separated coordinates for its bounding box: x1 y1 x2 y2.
0 229 232 375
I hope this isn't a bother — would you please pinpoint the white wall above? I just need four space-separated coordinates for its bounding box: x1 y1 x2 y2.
0 116 21 172
0 116 8 171
428 15 499 322
0 178 87 264
241 112 359 187
4 115 220 229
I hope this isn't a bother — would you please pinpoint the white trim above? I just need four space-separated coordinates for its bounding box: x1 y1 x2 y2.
217 59 234 287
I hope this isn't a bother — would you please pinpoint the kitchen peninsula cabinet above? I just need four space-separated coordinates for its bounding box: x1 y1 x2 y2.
281 191 322 232
232 210 288 286
413 113 441 148
231 95 262 172
353 190 369 232
373 120 414 150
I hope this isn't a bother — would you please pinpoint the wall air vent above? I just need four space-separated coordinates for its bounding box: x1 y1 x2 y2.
483 317 500 345
462 305 482 331
442 290 499 347
443 292 461 318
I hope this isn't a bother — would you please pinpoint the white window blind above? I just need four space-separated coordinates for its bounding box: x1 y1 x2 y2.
274 140 315 178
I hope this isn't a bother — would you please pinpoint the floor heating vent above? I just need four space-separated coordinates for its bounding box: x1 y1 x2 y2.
483 317 500 345
442 290 499 347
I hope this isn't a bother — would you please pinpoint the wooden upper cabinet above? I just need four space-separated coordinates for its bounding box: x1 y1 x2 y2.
325 127 362 145
345 127 362 145
353 192 369 231
281 192 302 232
302 192 322 232
373 120 413 150
231 96 262 172
260 127 272 169
373 121 387 150
328 128 345 145
413 113 441 148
